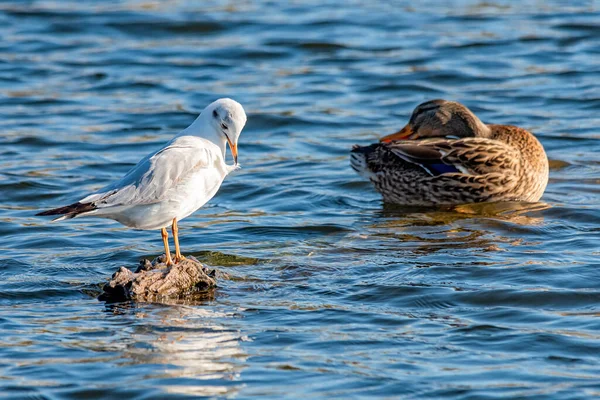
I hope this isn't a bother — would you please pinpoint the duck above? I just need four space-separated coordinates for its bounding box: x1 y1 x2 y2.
350 99 548 206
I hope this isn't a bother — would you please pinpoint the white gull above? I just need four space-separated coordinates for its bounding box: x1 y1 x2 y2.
37 98 247 265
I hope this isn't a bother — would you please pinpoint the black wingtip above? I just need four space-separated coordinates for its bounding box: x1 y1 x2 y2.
36 202 96 217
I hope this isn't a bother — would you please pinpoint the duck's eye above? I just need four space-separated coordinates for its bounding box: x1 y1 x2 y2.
221 123 228 130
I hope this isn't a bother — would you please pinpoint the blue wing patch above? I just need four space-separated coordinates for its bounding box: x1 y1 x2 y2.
421 163 460 176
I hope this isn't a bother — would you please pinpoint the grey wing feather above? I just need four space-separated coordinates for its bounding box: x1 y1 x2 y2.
80 136 218 208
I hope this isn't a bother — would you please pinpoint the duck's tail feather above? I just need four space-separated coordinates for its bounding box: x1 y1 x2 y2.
350 144 379 179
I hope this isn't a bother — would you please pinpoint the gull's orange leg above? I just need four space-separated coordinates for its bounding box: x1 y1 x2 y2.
161 227 174 266
172 217 185 263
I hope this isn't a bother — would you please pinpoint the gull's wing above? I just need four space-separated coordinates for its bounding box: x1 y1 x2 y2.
80 136 225 208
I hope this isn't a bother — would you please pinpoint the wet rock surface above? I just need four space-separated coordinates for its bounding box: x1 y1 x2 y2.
99 255 218 302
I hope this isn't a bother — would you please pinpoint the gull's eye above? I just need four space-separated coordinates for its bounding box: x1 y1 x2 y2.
221 123 228 130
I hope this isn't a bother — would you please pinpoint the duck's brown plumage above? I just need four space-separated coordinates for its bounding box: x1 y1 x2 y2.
350 100 548 206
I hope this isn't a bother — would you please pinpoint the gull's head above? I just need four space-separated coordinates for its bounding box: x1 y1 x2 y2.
205 98 247 165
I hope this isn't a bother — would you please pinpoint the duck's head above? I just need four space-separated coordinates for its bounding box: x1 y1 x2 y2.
380 99 490 142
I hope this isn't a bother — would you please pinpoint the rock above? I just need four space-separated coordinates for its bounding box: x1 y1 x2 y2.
99 255 218 302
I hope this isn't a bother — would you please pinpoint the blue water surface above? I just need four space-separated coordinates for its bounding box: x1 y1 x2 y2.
0 1 599 398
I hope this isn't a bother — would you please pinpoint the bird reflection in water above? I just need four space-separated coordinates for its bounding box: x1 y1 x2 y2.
104 303 247 397
360 201 550 255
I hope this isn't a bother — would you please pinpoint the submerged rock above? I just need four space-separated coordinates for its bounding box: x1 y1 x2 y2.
99 255 218 302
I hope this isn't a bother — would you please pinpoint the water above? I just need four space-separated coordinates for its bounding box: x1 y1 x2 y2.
1 1 599 398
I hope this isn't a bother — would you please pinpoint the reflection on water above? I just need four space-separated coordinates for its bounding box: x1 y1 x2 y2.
366 202 547 255
0 301 246 397
1 0 600 398
116 305 247 397
378 201 548 229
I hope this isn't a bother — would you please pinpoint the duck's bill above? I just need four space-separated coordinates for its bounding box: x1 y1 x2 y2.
226 136 238 165
380 124 415 142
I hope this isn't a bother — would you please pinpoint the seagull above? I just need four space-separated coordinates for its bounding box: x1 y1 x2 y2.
36 98 247 266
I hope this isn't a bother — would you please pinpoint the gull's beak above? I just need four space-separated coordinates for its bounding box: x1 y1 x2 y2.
226 136 238 165
380 124 415 143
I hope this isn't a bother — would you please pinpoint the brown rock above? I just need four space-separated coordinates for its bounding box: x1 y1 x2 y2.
100 255 218 302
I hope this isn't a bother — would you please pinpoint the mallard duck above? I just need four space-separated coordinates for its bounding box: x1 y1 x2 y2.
350 99 548 206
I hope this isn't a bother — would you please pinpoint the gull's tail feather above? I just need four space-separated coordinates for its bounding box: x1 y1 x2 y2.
36 202 97 222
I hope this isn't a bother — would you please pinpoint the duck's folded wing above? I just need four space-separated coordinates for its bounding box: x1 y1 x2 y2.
386 138 521 176
385 143 460 175
81 137 220 208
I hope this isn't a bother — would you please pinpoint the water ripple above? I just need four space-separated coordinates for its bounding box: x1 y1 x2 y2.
0 1 599 399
